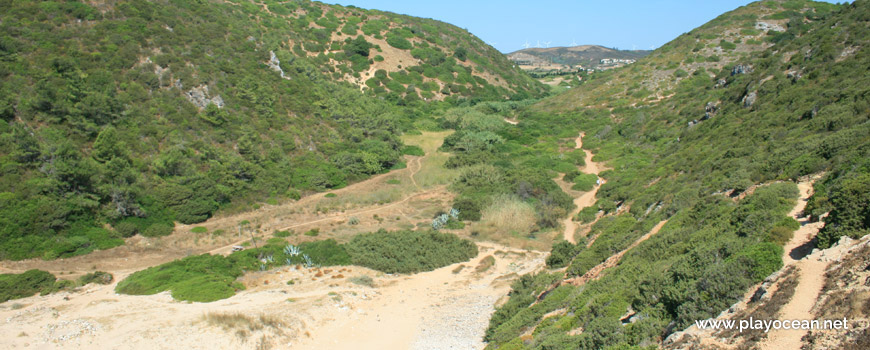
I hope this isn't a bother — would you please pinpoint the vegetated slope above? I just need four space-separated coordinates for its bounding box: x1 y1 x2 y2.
0 0 545 261
536 0 840 111
507 45 651 69
280 1 548 101
483 0 870 348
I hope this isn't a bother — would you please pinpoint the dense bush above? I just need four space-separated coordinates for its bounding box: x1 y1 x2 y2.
0 270 57 302
347 230 478 273
115 254 245 302
546 241 581 268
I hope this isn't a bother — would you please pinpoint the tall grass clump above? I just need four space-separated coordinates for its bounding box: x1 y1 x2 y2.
479 194 537 234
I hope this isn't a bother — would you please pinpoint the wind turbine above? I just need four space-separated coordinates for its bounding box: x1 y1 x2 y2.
543 41 551 48
570 38 578 46
536 40 541 48
523 40 530 49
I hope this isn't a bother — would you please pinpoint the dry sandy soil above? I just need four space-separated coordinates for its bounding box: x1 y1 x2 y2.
0 242 545 350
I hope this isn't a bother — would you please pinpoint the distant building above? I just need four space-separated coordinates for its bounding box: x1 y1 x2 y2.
599 58 636 65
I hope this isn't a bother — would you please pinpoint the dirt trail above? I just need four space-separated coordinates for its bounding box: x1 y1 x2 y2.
666 176 829 349
565 219 667 286
503 118 519 125
561 133 607 243
0 133 445 276
758 176 829 350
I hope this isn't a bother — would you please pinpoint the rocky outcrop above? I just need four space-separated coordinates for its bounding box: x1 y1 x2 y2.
185 85 224 110
731 64 753 76
702 102 718 121
756 21 785 32
742 91 757 108
267 51 289 79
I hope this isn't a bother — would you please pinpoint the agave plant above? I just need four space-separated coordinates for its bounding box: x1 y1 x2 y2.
284 244 301 256
303 254 314 268
449 208 460 220
438 213 449 224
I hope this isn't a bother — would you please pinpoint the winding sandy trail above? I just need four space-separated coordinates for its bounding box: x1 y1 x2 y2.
758 176 829 350
561 133 607 243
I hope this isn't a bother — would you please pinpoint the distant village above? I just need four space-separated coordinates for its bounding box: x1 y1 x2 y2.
509 56 638 76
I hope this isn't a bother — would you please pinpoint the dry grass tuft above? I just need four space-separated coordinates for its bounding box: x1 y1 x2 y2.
475 255 496 273
202 312 287 341
479 194 537 234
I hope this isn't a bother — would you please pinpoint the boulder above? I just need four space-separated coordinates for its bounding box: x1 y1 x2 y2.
749 286 767 303
731 64 753 76
742 91 757 107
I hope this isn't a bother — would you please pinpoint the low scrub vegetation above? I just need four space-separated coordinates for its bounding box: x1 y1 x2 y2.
116 230 476 301
1 269 114 303
347 230 477 274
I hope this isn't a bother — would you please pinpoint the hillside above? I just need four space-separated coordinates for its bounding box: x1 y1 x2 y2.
537 0 840 111
507 45 651 71
0 0 546 260
472 0 870 348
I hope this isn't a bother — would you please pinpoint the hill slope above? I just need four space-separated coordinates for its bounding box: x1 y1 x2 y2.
537 0 840 111
507 45 651 70
0 0 545 260
477 0 870 348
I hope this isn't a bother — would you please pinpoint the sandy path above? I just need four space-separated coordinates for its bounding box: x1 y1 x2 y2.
0 242 545 350
561 133 606 243
296 243 545 350
503 118 519 125
758 176 829 350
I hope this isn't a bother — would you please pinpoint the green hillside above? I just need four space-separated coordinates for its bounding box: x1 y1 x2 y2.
0 0 545 260
470 0 870 348
537 0 840 111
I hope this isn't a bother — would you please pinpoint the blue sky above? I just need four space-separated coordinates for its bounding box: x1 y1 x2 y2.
327 0 843 53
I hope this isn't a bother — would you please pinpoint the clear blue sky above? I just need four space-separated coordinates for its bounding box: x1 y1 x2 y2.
327 0 843 53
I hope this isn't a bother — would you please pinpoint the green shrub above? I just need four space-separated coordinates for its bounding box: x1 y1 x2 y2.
571 173 599 191
191 226 208 234
114 221 139 237
325 193 337 198
0 270 57 302
142 224 174 237
299 239 352 265
77 271 113 285
273 230 292 237
546 241 581 268
401 145 425 156
734 242 783 280
386 34 412 50
304 228 320 236
115 254 245 302
346 230 478 273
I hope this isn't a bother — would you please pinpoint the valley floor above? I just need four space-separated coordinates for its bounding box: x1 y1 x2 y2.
0 242 545 350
